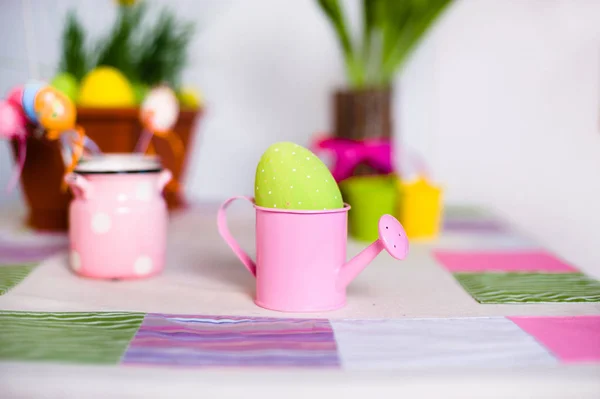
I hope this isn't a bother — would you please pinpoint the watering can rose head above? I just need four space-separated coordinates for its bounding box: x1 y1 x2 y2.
254 142 344 210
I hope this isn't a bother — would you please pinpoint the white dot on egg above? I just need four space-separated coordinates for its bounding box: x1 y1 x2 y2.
91 212 111 234
307 175 311 179
273 177 276 180
292 152 296 155
261 169 264 172
274 204 277 208
306 157 310 160
298 201 302 204
290 186 293 189
292 169 296 172
268 191 272 194
275 148 279 152
316 189 319 192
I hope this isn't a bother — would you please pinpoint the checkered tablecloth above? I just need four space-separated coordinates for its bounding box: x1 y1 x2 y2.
1 204 599 398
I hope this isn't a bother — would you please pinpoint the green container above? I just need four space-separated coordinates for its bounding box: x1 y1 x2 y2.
340 174 399 242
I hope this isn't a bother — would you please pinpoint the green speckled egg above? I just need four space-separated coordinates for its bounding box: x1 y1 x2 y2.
254 142 344 210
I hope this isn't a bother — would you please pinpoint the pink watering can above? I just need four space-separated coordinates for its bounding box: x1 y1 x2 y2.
217 196 409 312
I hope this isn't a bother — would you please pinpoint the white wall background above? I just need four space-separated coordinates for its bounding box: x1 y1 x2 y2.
0 0 599 275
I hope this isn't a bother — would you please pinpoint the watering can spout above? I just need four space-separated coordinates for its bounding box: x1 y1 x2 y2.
337 214 409 289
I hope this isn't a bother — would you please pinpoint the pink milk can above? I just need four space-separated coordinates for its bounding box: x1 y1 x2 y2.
65 154 172 280
218 196 409 312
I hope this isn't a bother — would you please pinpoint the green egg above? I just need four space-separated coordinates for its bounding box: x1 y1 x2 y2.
254 142 344 210
132 82 150 105
50 73 79 103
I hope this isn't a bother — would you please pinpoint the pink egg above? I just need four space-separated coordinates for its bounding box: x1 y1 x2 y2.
0 100 27 139
7 86 24 107
140 86 179 132
6 85 28 130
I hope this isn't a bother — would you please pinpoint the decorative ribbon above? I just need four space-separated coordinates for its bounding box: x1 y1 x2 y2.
135 128 184 161
135 110 184 194
6 132 27 193
311 136 393 182
311 135 431 183
139 129 183 194
47 126 100 191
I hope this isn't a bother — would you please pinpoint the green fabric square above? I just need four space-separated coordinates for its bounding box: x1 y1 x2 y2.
0 264 36 296
454 272 600 304
0 311 145 364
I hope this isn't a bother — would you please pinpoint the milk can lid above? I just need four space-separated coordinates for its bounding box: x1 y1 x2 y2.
74 154 162 174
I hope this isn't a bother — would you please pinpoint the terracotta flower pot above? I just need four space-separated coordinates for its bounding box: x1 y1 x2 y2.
10 134 72 231
10 107 202 231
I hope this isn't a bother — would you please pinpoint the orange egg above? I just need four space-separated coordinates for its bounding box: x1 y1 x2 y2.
34 86 76 132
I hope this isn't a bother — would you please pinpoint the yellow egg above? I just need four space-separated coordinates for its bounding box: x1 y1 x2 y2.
178 87 203 109
78 67 136 108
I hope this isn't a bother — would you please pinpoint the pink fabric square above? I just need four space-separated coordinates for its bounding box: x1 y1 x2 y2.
433 251 578 273
508 316 600 363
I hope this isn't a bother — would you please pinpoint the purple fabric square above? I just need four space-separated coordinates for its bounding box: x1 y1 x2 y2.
122 313 340 368
443 219 507 233
0 242 67 263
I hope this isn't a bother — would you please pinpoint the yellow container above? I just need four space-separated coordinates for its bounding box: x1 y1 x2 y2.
398 177 443 240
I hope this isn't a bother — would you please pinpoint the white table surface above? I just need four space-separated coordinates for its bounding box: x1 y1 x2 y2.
0 203 599 398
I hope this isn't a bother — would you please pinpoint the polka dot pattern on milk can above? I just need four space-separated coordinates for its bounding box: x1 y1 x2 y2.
91 212 112 234
134 256 153 276
135 181 154 201
254 142 343 211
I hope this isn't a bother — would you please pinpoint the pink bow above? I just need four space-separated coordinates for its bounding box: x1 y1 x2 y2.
311 136 393 182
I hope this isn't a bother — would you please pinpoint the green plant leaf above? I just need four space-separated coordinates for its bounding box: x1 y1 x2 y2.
316 0 364 87
133 7 195 88
361 0 390 86
93 2 148 82
316 0 452 87
56 2 196 90
379 0 451 84
362 0 376 58
57 11 89 82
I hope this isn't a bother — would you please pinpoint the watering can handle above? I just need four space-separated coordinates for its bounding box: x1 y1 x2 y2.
217 196 257 277
64 173 93 200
